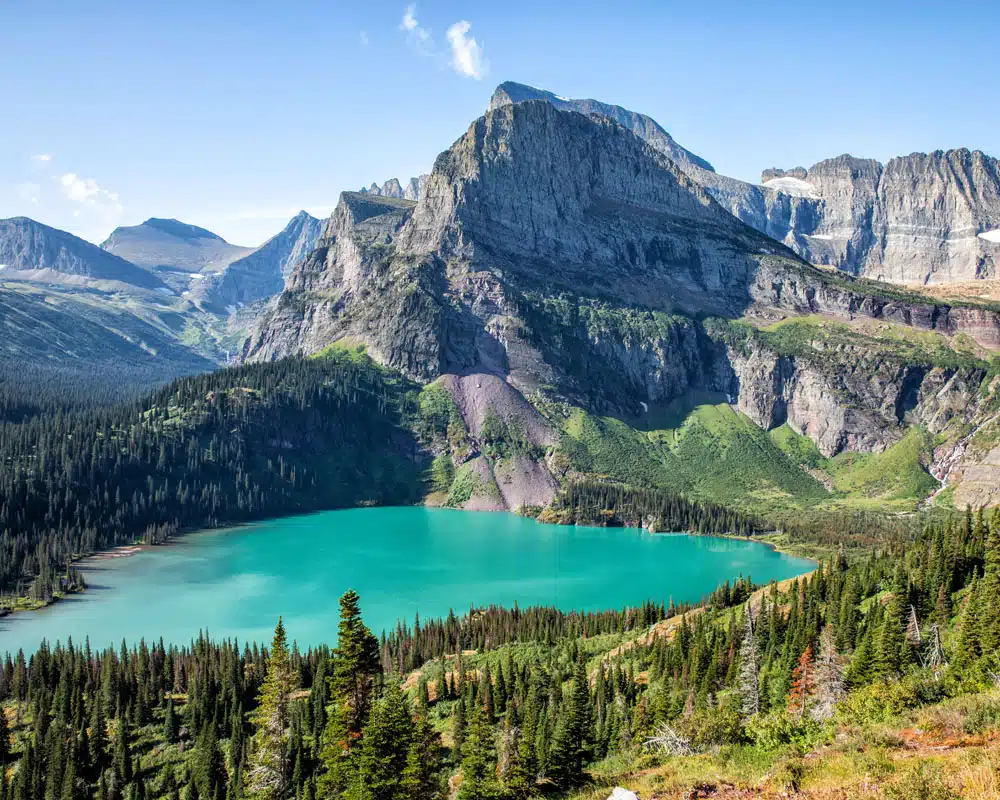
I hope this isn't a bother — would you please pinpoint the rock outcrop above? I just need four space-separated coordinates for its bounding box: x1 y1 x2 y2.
243 93 1000 506
360 175 429 202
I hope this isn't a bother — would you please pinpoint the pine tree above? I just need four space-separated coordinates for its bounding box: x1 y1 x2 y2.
320 591 381 796
351 681 413 800
953 573 983 672
457 706 499 800
245 618 298 799
163 700 179 745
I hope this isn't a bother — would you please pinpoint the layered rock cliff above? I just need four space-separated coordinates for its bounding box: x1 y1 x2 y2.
244 97 1000 509
492 82 1000 286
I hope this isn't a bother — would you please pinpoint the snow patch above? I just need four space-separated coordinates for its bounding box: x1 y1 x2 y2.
762 176 819 199
155 287 173 295
978 229 1000 243
639 401 648 413
808 234 834 240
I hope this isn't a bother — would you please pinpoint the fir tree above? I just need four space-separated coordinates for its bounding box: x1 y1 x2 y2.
400 711 441 800
457 706 499 800
351 681 413 800
547 655 592 788
245 619 298 799
320 591 381 796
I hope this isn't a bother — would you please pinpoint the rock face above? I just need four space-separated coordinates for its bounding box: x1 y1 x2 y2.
488 81 714 176
360 175 429 201
243 96 1000 502
494 82 1000 286
202 211 322 308
0 216 166 291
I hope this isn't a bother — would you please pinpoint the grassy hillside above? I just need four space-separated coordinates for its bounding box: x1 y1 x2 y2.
548 396 939 514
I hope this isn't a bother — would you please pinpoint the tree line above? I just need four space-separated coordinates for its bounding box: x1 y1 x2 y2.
0 355 424 602
0 507 998 797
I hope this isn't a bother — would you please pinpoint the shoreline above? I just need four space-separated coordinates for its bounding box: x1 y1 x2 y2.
1 505 816 622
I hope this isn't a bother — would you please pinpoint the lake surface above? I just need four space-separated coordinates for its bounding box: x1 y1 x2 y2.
0 507 813 655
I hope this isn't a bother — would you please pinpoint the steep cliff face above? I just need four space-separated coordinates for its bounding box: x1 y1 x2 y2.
488 81 714 175
493 82 1000 286
753 149 1000 284
202 211 322 309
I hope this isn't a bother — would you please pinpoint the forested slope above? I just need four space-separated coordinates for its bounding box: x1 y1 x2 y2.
0 352 425 602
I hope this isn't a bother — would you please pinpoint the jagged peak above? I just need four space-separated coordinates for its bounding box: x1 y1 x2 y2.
486 80 715 174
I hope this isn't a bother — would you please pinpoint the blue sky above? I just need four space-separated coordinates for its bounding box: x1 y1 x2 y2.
2 0 998 246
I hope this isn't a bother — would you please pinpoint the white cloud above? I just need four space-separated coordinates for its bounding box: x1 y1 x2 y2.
59 172 123 226
30 153 52 163
446 20 488 79
360 30 369 46
400 4 431 50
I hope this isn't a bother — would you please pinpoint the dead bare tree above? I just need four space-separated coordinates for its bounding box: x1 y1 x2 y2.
810 624 845 722
905 604 922 648
738 604 761 718
642 723 694 756
923 623 948 680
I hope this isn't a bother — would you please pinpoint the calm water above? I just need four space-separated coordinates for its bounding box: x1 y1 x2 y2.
0 507 813 655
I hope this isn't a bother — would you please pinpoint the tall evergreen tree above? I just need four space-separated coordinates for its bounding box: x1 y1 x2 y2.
320 591 381 796
245 619 298 799
351 682 413 800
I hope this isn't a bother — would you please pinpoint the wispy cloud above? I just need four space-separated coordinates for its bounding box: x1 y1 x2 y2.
30 153 52 163
59 173 123 222
400 4 432 51
446 21 488 80
398 5 488 79
360 30 369 46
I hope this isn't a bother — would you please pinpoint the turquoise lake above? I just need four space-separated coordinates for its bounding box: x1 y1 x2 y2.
0 507 813 655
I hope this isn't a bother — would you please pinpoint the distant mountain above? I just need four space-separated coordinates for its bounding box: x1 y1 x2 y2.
0 216 166 291
202 211 323 308
360 175 429 202
101 217 254 277
492 82 1000 285
488 81 715 176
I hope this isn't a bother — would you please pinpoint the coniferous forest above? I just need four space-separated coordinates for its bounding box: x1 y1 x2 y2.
0 510 999 798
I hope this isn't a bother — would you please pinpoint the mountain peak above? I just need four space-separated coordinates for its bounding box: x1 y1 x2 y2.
0 216 166 290
487 81 715 174
138 218 226 242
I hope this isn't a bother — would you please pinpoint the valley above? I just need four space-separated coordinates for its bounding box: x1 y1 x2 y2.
3 66 1000 799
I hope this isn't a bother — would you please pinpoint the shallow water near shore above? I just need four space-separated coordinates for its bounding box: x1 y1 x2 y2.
0 507 813 655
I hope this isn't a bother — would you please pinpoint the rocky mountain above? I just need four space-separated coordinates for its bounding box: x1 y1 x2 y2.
244 98 1000 512
489 81 715 176
493 82 1000 286
202 211 322 309
360 175 429 201
101 218 254 295
0 217 166 291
